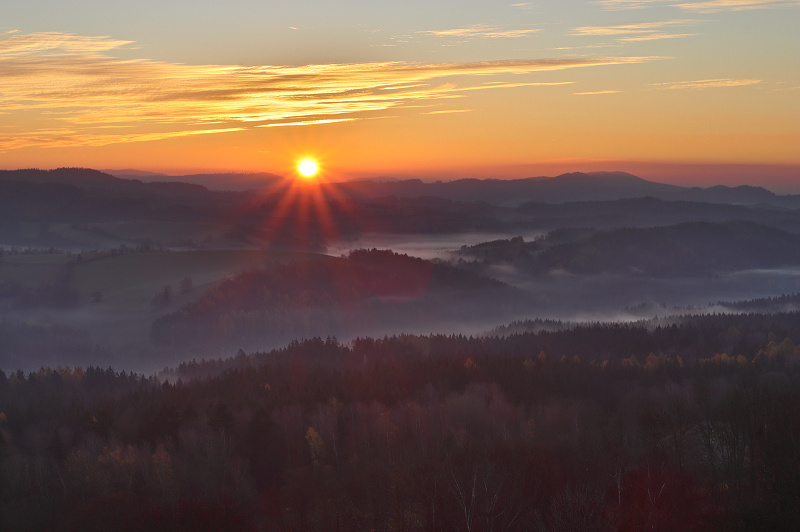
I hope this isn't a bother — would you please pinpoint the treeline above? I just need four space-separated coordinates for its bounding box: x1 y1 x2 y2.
159 310 800 383
485 311 800 360
713 292 800 313
3 322 800 530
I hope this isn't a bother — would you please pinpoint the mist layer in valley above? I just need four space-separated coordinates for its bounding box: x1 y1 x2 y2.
4 167 800 373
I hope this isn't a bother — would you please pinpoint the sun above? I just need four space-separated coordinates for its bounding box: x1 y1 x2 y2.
297 158 319 179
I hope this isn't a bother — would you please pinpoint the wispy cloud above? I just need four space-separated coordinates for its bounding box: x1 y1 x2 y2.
426 109 474 114
653 78 762 89
598 0 799 11
618 32 697 41
0 128 243 152
553 43 624 50
418 24 539 39
0 32 658 151
0 31 134 56
454 81 575 91
573 19 697 37
257 118 357 128
574 90 622 95
673 0 800 13
596 0 662 9
573 19 698 44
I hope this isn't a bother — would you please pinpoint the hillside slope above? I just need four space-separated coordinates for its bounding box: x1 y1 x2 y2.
534 221 800 276
151 249 526 349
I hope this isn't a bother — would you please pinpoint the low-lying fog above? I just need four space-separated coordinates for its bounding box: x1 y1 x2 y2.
497 266 800 321
325 231 546 260
5 233 800 374
330 233 800 318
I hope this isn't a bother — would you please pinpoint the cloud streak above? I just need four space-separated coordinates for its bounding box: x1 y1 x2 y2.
0 127 244 152
596 0 661 8
618 32 696 41
572 19 698 42
257 118 357 128
674 0 800 12
426 109 473 114
574 90 622 95
653 78 762 89
0 32 658 151
418 24 540 38
597 0 799 11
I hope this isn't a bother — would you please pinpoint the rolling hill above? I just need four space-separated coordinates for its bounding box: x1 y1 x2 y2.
331 171 800 208
541 221 800 276
150 249 527 350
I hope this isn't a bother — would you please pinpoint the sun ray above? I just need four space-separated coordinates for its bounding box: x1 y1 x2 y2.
217 149 396 258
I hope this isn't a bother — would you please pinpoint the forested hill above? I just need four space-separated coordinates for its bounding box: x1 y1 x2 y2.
150 249 526 349
0 168 236 224
459 221 800 277
515 196 800 233
535 221 800 276
164 309 800 379
4 312 800 529
332 171 800 208
716 292 800 312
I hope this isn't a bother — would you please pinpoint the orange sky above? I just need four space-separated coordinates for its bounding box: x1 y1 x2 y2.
1 1 799 189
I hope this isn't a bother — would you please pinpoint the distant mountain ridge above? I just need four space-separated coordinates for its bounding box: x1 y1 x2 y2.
0 168 241 228
0 167 210 194
2 167 126 188
329 171 677 206
3 167 799 210
106 170 286 191
331 171 800 208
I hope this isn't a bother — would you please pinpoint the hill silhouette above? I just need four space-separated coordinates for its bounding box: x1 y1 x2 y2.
331 171 800 208
4 168 799 219
3 168 800 253
526 221 800 276
516 196 800 233
150 249 525 349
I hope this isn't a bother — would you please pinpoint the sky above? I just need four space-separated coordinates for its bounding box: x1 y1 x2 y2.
1 0 799 189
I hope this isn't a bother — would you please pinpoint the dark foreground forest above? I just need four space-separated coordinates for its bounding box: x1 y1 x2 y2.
2 312 800 531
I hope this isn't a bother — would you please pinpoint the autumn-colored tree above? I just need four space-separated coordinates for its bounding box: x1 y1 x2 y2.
305 426 325 467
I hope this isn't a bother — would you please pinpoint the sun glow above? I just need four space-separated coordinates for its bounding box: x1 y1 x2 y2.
297 158 319 179
241 153 372 253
